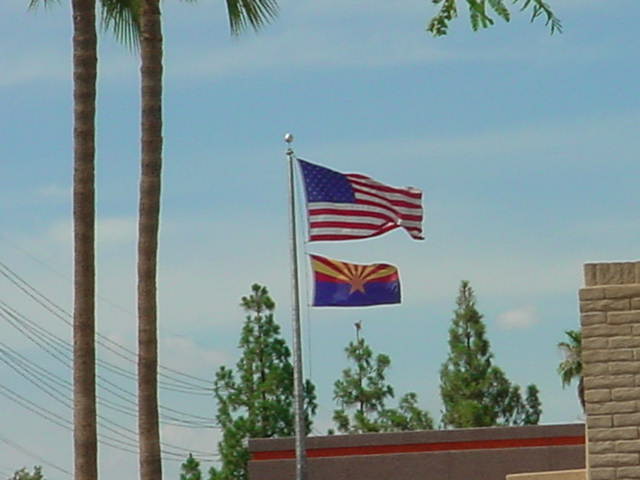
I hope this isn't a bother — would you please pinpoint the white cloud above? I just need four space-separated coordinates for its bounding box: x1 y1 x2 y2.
159 336 231 375
44 216 136 247
154 0 615 84
36 184 70 200
554 0 609 10
497 305 539 330
45 220 72 246
165 27 451 83
311 110 640 170
161 423 220 460
0 0 616 88
0 48 69 87
97 217 136 246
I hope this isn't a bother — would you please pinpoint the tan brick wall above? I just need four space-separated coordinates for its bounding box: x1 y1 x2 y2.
506 470 585 480
581 262 640 480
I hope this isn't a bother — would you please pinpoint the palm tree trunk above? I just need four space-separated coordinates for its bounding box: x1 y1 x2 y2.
138 0 163 478
71 0 98 479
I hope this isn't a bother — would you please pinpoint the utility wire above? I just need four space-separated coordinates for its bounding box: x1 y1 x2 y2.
0 345 218 458
0 434 72 477
0 258 213 389
0 260 214 390
0 297 212 396
0 384 218 462
0 256 221 464
0 305 217 428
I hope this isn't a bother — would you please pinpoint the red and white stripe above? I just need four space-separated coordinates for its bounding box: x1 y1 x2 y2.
307 173 424 241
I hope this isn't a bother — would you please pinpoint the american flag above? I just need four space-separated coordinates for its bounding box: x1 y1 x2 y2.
298 159 424 242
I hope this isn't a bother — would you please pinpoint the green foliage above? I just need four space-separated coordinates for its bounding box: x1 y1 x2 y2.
209 284 317 480
99 0 141 48
10 466 44 480
439 281 542 428
332 336 393 433
557 329 582 387
29 0 281 46
427 0 561 37
557 329 583 410
333 331 433 434
180 454 202 480
381 392 435 431
523 384 542 425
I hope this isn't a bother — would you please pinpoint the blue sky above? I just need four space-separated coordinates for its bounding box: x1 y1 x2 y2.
2 0 640 479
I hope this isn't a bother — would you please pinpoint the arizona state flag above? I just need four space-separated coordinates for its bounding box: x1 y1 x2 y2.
310 254 401 307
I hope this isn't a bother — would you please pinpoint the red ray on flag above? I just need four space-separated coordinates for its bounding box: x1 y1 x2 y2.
311 254 401 307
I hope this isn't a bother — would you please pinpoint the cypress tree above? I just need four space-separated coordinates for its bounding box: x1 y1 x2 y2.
439 281 541 428
333 325 433 433
209 284 317 480
180 454 202 480
10 466 44 480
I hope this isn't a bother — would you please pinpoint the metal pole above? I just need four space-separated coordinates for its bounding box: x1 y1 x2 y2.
285 133 307 480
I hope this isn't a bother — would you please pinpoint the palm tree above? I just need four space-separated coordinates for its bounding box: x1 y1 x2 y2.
135 1 278 479
137 2 164 477
28 2 137 479
557 329 583 411
69 3 99 477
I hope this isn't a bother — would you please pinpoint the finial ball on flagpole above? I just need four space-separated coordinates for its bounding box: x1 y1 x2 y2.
284 133 294 144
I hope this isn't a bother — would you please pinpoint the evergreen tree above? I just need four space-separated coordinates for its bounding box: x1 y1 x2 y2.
180 454 202 480
381 392 435 432
333 325 433 433
439 281 542 428
209 284 317 480
523 385 542 425
10 466 44 480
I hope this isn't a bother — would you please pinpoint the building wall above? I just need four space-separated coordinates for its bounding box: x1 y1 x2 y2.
580 262 640 480
248 424 585 480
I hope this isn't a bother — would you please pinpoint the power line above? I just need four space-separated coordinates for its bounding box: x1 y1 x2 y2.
0 261 214 393
0 261 211 394
0 343 217 459
0 305 218 428
0 435 72 478
0 384 219 462
0 253 222 466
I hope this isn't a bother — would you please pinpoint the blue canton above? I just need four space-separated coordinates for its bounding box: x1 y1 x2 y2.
298 159 355 203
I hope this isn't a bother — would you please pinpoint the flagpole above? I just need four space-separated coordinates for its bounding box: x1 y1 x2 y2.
285 133 308 480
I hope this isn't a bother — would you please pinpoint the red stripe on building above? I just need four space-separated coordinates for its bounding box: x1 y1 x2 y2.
251 435 585 461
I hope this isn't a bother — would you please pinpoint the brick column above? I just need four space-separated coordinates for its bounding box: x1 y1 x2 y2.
580 262 640 480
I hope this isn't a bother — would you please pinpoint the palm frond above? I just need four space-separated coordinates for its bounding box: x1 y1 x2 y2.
100 0 141 50
557 329 581 388
28 0 59 10
557 360 579 387
226 0 279 36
